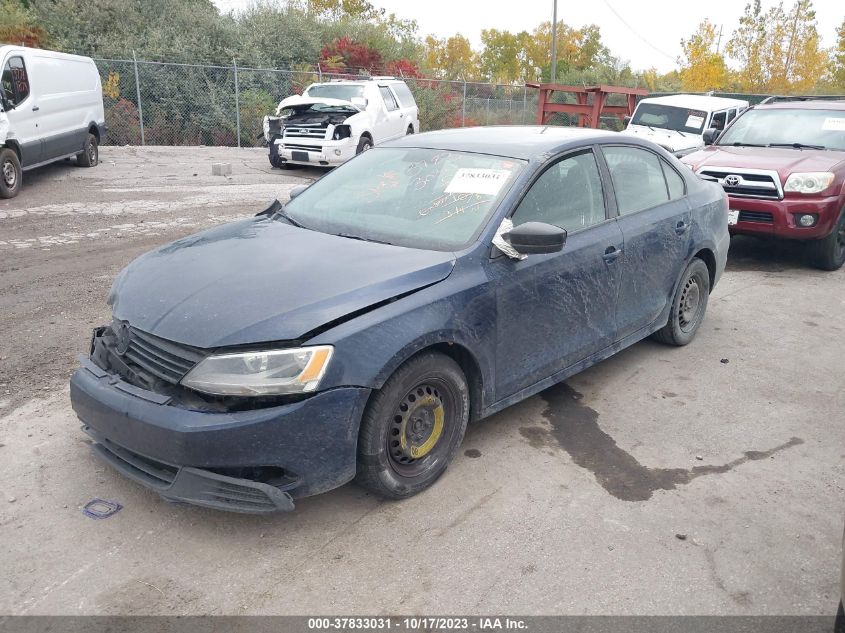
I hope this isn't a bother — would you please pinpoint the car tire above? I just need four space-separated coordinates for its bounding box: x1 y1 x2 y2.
356 351 470 500
268 136 284 169
809 209 845 271
0 147 22 199
406 125 414 135
356 136 373 155
652 257 711 346
77 133 98 167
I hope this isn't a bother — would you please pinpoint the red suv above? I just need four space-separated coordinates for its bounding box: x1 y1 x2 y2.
682 99 845 270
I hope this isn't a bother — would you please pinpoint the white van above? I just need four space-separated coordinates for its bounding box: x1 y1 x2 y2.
621 94 749 157
0 46 106 198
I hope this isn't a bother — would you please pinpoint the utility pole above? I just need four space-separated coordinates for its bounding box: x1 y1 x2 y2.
715 24 724 53
550 0 558 83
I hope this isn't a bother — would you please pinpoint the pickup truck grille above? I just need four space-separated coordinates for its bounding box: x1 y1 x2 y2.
282 143 322 152
698 168 782 200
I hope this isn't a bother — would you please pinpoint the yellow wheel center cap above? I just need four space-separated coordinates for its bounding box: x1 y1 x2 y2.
399 395 445 459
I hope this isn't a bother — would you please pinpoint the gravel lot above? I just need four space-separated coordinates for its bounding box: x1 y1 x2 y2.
0 146 842 616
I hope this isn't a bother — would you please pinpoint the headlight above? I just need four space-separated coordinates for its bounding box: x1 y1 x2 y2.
181 345 334 396
783 172 834 194
332 124 351 140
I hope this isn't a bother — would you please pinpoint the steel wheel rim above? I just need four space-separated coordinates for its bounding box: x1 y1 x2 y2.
88 143 97 162
387 379 454 477
678 274 702 332
2 160 16 187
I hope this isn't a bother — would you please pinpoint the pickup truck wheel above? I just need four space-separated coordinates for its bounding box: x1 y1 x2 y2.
356 136 373 154
809 209 845 271
356 352 469 500
77 133 98 167
652 258 710 346
268 136 284 168
0 148 22 199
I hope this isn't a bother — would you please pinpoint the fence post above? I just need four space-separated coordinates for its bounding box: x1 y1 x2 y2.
461 79 467 127
486 97 490 125
132 51 145 146
317 62 323 82
522 86 527 124
233 58 241 148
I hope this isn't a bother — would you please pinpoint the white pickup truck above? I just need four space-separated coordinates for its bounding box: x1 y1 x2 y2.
621 94 749 157
262 77 420 169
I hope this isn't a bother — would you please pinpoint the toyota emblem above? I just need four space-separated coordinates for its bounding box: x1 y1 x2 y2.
724 174 741 186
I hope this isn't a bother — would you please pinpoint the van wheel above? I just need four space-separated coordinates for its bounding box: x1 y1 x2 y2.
77 133 98 167
652 258 710 346
0 148 22 199
809 209 845 271
356 136 373 154
356 352 469 500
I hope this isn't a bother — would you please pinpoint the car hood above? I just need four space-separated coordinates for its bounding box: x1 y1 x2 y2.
621 125 702 152
276 95 362 115
682 145 845 175
110 217 456 348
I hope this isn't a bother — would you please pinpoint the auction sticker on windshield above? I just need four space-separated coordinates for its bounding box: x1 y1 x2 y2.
685 114 705 129
822 117 845 131
445 168 512 196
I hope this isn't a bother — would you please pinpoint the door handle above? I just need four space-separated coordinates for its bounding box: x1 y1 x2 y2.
675 220 689 235
602 245 623 263
32 106 39 112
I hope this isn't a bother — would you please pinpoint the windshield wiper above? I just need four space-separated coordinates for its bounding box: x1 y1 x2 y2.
726 142 769 147
767 142 827 150
336 232 394 246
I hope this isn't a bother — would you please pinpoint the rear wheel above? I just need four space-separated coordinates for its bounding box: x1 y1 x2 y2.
406 125 414 135
809 209 845 271
652 258 710 346
77 133 98 167
356 352 469 499
356 135 373 155
0 148 22 199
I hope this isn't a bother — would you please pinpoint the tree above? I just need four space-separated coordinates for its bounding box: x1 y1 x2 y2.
479 29 531 83
524 22 610 82
727 0 828 93
679 20 728 91
319 36 382 72
0 0 47 47
423 34 479 79
831 18 845 90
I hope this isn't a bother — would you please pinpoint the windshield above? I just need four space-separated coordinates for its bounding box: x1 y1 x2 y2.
718 108 845 151
631 103 708 134
305 84 365 101
284 148 525 251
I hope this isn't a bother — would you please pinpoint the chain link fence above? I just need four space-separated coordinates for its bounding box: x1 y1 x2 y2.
94 57 544 147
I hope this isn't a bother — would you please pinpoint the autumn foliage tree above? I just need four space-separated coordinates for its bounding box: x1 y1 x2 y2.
423 34 480 80
679 20 728 91
827 18 845 90
726 0 828 93
319 36 382 72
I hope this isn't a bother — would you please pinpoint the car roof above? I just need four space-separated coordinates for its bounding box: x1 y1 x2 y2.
386 125 620 159
638 94 749 110
756 100 845 111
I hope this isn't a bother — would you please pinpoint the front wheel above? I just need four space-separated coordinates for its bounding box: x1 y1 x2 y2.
356 136 373 155
652 257 711 346
356 352 469 499
809 209 845 271
77 133 98 167
0 148 22 199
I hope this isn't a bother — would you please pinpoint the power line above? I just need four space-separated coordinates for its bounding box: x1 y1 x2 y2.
600 0 678 63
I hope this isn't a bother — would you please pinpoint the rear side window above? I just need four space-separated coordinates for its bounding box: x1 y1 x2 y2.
603 146 670 215
379 86 399 111
1 56 30 107
390 82 416 108
661 160 686 200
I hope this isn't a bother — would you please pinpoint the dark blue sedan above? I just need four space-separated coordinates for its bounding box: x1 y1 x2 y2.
70 126 729 513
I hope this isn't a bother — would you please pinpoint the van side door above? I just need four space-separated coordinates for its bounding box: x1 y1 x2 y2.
1 54 41 167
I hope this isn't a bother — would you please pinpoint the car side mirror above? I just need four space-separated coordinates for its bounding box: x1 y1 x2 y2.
702 128 720 145
289 184 308 200
502 222 567 255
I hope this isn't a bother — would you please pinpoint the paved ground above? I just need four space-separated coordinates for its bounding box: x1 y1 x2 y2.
0 147 842 616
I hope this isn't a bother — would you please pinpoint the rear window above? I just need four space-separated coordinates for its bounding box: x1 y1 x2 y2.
391 82 416 108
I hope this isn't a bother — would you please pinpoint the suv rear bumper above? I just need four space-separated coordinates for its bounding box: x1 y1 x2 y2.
70 359 371 511
727 194 842 240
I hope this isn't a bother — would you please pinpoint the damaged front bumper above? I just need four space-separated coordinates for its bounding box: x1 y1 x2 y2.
70 357 371 513
274 137 358 167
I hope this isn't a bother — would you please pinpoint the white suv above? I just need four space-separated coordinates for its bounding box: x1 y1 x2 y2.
262 77 420 169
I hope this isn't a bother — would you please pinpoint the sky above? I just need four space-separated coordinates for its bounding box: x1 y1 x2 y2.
213 0 844 73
